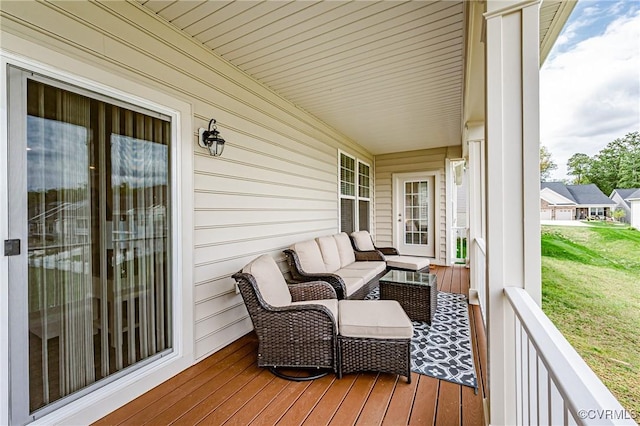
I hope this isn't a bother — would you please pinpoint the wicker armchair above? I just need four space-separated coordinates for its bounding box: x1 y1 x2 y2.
351 231 430 272
232 254 339 380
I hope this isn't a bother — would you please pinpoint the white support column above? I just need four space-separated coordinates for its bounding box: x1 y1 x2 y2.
485 1 541 425
466 123 485 306
445 158 453 266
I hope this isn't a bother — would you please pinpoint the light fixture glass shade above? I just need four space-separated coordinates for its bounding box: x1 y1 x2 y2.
199 119 226 157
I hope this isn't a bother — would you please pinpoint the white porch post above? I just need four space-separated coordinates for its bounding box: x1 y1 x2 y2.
466 124 485 309
485 1 541 425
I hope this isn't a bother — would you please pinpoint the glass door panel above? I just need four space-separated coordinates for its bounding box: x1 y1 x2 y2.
395 174 435 257
8 68 173 422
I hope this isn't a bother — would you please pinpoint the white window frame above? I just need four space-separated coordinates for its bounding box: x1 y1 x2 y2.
338 150 371 233
357 159 372 232
1 49 194 425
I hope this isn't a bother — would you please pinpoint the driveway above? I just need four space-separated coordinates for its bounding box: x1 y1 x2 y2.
540 220 591 227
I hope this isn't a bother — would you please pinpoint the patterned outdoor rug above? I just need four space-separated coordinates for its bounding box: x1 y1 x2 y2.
366 288 477 389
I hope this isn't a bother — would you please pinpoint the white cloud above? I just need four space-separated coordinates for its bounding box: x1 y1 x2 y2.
540 6 640 180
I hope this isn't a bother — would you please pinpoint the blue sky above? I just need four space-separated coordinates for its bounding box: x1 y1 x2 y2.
540 0 640 180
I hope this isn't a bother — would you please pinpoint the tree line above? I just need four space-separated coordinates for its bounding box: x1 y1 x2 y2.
541 131 640 195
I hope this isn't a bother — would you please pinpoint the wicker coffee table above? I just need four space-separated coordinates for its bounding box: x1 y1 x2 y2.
379 270 438 324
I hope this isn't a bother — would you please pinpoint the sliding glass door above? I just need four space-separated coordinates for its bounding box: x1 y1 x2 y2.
7 67 173 423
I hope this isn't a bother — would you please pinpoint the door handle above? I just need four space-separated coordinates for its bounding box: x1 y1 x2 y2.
4 239 20 256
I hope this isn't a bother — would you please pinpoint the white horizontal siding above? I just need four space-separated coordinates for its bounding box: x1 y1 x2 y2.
0 0 372 367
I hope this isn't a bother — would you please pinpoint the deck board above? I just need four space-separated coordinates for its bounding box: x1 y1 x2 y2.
435 380 461 425
277 374 337 424
95 266 485 426
354 373 397 425
381 373 419 426
222 374 293 425
141 348 258 424
328 374 377 426
249 380 312 425
409 375 439 425
302 374 356 425
197 369 275 425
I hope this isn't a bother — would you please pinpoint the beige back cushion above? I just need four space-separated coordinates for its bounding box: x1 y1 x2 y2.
316 236 342 272
351 231 375 251
242 254 291 307
333 233 356 267
290 240 326 273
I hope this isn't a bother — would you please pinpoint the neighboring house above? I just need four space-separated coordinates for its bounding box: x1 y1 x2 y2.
540 182 577 220
2 2 629 426
540 182 615 220
627 189 640 230
610 188 640 224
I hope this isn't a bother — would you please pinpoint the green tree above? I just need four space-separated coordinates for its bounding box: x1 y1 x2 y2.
587 132 640 195
566 153 591 184
612 208 626 222
617 132 640 188
540 145 557 182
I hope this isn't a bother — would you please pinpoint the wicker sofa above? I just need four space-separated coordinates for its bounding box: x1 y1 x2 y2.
284 233 386 299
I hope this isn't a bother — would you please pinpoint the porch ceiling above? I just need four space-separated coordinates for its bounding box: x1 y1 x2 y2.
137 1 575 155
137 0 466 155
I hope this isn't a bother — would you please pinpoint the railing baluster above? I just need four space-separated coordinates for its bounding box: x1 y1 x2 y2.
529 338 537 425
537 354 549 426
515 316 522 425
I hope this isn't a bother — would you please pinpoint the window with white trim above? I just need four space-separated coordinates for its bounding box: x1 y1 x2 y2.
358 161 371 231
339 151 371 233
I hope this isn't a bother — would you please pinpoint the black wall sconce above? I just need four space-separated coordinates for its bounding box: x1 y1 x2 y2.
198 119 226 157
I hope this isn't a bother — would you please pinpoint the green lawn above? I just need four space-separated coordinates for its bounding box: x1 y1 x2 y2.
541 222 640 414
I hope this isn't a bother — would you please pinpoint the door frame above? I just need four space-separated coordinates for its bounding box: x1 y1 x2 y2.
392 171 440 258
1 50 194 425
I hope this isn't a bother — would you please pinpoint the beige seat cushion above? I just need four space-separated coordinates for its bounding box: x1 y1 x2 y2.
341 276 365 297
338 300 413 339
341 261 386 275
316 235 342 273
351 230 376 251
290 240 326 273
333 233 356 268
337 263 384 284
292 298 339 321
385 255 430 271
242 254 291 307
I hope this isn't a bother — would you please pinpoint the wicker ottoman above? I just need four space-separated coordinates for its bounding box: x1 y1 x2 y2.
337 300 413 383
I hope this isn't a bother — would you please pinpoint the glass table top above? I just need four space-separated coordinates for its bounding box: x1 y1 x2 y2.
380 270 436 287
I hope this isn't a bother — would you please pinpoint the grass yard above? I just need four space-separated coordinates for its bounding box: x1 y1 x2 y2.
541 222 640 414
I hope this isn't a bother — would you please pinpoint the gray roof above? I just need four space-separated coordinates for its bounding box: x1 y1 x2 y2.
566 184 616 205
541 182 576 202
627 189 640 200
611 188 640 207
541 182 616 206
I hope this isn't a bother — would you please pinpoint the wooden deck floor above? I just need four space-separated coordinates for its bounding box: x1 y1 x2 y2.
95 265 487 426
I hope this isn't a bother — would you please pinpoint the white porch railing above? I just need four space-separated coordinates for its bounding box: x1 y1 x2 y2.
470 237 486 323
452 226 468 264
504 287 637 426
